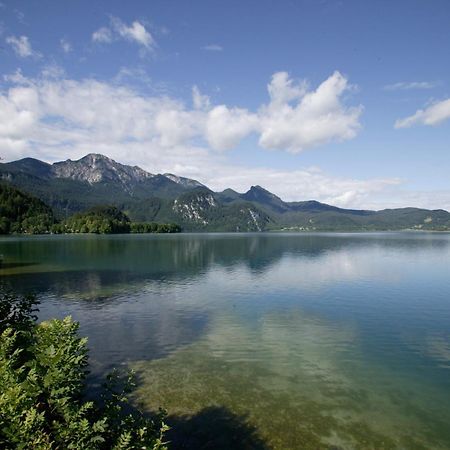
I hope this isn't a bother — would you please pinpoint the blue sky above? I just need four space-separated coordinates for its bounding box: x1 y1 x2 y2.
1 0 450 209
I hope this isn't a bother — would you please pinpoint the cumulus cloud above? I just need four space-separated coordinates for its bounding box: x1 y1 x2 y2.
0 69 362 156
258 71 362 152
383 81 437 91
6 35 39 58
206 105 258 150
0 69 411 210
202 71 362 153
267 71 307 105
111 17 154 49
92 17 155 51
395 98 450 128
0 73 200 158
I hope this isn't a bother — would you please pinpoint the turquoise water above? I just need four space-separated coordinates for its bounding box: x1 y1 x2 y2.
1 233 449 449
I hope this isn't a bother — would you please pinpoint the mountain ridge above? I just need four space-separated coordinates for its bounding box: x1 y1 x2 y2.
1 154 450 231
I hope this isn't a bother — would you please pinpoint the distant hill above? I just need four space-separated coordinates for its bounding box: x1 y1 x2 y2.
1 154 450 232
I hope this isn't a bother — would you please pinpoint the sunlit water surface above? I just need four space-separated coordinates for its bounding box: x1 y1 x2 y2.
1 233 449 449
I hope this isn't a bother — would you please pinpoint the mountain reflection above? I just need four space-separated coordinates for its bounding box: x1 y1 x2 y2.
2 233 449 296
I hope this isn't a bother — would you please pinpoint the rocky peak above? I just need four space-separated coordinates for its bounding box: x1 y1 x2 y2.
164 173 205 188
52 153 154 185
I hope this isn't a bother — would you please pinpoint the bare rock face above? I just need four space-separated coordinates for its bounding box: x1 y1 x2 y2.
164 173 205 189
173 192 217 225
52 154 154 185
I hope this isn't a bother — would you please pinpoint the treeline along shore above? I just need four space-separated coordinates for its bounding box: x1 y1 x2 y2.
0 184 181 235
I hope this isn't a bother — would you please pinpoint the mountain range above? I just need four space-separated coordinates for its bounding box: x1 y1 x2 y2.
1 153 450 232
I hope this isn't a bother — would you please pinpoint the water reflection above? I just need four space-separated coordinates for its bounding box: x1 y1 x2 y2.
1 232 450 448
2 232 449 293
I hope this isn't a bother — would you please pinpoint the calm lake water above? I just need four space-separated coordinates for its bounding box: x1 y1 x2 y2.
1 232 449 449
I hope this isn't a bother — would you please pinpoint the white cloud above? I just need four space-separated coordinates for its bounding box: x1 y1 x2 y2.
0 73 200 158
0 69 361 155
92 17 155 51
92 27 113 43
383 81 437 91
202 44 223 51
155 108 200 147
6 35 39 58
258 71 362 152
0 70 360 156
206 105 258 150
267 71 307 106
60 38 72 53
395 98 450 128
111 17 154 49
198 71 362 153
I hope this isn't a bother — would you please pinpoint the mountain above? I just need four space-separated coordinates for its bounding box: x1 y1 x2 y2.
52 154 153 186
1 154 450 232
0 154 195 217
1 157 53 178
241 185 289 213
218 188 241 203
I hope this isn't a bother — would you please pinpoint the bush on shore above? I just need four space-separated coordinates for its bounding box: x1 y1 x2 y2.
0 288 168 449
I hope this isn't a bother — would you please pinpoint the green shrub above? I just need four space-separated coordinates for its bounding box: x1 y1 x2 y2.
0 288 168 449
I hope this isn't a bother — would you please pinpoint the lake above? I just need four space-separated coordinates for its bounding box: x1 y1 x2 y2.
1 232 449 449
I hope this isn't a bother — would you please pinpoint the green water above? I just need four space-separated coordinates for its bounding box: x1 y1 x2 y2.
1 233 449 449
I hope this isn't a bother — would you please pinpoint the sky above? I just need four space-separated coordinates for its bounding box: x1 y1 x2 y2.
1 0 450 210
